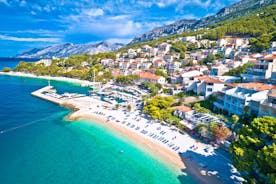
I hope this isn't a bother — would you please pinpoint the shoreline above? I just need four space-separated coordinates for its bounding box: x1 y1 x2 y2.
65 109 223 184
68 111 185 170
0 71 93 86
14 75 241 184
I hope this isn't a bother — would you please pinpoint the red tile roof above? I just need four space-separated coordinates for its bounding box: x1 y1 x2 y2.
237 82 276 91
136 71 162 80
194 75 223 83
269 93 276 98
261 55 276 60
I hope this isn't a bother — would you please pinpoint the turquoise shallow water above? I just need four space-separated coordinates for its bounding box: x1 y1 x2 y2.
0 74 196 184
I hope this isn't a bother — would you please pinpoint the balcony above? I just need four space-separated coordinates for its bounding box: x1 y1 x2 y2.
214 101 224 109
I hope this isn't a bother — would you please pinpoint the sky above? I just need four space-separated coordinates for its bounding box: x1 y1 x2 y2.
0 0 239 57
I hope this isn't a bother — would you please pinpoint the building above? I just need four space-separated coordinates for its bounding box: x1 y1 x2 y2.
181 70 203 85
153 59 166 68
214 82 276 116
166 61 181 74
37 59 52 67
188 76 225 97
172 106 224 130
172 106 193 119
182 36 196 43
258 92 276 117
211 65 229 76
137 71 166 84
241 54 276 82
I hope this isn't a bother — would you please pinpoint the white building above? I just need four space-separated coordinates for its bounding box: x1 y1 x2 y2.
186 75 225 98
136 71 166 84
214 82 275 116
242 54 276 82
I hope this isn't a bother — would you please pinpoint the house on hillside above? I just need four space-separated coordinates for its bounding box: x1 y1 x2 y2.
136 71 166 84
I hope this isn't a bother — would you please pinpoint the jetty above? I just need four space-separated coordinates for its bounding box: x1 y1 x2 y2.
31 86 64 105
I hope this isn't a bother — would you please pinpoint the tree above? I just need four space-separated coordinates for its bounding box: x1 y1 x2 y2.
143 96 176 122
250 34 273 53
140 82 162 97
193 103 211 114
230 116 276 183
127 104 131 112
171 41 187 59
2 67 11 72
213 125 232 141
177 123 186 131
231 114 239 130
154 69 168 79
223 63 253 77
115 74 140 85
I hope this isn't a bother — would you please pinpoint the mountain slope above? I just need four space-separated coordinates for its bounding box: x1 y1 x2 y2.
130 0 275 44
16 41 124 59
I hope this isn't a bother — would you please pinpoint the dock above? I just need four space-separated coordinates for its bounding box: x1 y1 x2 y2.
31 86 64 105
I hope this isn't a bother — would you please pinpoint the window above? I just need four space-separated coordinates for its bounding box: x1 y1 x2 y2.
207 88 212 92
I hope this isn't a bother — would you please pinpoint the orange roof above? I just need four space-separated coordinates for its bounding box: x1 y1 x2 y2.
154 59 165 63
171 106 193 112
136 71 162 80
194 75 223 83
237 82 276 91
249 59 257 63
261 55 276 60
226 83 238 87
269 93 276 98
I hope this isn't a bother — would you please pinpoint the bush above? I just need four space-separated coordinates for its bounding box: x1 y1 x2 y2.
2 67 11 72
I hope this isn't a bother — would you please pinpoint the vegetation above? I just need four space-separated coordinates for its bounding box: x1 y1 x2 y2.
140 82 162 96
143 96 180 124
205 4 276 40
231 114 240 130
223 62 253 77
193 103 211 114
250 34 273 52
127 104 131 112
2 67 11 72
115 74 140 85
230 116 276 183
124 4 276 54
154 69 168 79
199 53 225 65
171 41 187 59
213 125 232 141
195 121 231 141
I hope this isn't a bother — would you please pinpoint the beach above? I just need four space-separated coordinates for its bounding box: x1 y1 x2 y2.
31 85 237 184
2 71 243 183
0 71 94 86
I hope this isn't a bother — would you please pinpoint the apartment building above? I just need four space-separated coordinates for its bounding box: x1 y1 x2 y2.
241 54 276 82
214 83 275 116
258 92 276 117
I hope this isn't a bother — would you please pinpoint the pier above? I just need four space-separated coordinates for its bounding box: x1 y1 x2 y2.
31 86 64 105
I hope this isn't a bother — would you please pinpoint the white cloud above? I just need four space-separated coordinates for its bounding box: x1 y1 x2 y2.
83 8 104 17
0 0 8 5
0 35 61 42
108 15 130 20
182 14 199 20
106 38 132 44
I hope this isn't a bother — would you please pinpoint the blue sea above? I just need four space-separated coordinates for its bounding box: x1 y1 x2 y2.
0 59 197 184
0 57 38 70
